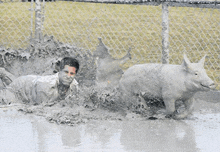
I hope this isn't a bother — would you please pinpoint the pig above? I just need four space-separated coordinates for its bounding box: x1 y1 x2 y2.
93 37 131 88
119 54 216 119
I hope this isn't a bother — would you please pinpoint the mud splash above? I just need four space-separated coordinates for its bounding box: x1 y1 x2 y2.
0 35 96 87
1 35 219 126
0 36 132 124
0 35 153 124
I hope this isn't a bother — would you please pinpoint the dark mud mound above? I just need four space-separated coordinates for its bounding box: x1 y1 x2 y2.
16 84 169 125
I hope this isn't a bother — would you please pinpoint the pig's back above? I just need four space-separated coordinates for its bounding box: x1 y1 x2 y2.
120 64 163 98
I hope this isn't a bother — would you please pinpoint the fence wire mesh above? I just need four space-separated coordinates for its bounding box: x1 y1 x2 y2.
0 0 220 88
44 2 162 65
0 1 32 48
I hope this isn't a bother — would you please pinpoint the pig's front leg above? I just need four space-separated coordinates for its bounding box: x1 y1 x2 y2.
173 98 194 119
164 98 176 118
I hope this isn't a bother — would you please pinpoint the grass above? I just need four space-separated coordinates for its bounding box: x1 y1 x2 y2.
0 1 220 89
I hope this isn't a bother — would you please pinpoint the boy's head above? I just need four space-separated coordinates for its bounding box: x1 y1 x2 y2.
60 57 79 73
58 57 79 86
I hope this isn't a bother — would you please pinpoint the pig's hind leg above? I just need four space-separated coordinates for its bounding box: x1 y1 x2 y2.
163 98 176 118
173 98 194 119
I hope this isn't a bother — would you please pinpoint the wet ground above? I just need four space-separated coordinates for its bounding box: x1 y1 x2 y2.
0 99 220 152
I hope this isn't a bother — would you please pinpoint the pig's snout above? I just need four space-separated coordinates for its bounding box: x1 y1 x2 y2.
209 83 217 89
201 81 216 90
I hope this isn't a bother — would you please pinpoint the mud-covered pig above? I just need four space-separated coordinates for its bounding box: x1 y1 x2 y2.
119 54 216 119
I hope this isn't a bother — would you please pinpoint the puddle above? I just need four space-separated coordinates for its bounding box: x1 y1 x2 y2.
0 107 220 152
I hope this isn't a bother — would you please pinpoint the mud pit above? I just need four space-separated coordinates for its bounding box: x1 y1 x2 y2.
1 36 220 151
1 99 220 151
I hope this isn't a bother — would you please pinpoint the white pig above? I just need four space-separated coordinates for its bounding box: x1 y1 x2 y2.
119 54 216 119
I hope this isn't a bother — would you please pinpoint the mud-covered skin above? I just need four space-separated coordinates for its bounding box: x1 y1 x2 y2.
119 54 216 119
93 38 131 88
0 72 79 105
58 65 76 86
0 67 16 86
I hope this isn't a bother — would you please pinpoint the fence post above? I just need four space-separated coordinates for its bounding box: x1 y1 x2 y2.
162 2 169 64
35 0 42 42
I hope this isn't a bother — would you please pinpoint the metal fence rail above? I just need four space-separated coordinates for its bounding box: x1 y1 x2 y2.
0 0 220 88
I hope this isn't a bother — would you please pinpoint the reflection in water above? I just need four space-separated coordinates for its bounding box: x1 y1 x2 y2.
59 125 81 148
1 107 220 152
186 113 220 152
76 121 124 151
120 120 198 152
0 108 38 152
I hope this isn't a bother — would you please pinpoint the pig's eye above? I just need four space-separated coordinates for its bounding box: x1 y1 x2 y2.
195 72 198 76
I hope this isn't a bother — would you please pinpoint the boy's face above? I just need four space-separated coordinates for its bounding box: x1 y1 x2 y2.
59 65 76 86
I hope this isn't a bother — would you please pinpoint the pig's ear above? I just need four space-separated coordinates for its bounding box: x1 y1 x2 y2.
182 54 191 69
198 54 206 66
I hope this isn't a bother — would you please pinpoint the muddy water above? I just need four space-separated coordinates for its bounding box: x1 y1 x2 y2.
1 106 220 152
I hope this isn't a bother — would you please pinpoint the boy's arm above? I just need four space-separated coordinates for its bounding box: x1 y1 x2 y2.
32 82 59 105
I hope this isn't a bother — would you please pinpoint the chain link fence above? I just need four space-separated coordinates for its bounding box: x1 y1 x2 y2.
0 0 220 88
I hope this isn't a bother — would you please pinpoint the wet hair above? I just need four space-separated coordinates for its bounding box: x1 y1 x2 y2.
59 57 79 73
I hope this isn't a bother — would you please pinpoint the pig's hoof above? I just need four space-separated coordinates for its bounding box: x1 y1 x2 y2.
173 111 189 120
173 114 187 120
165 114 173 119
